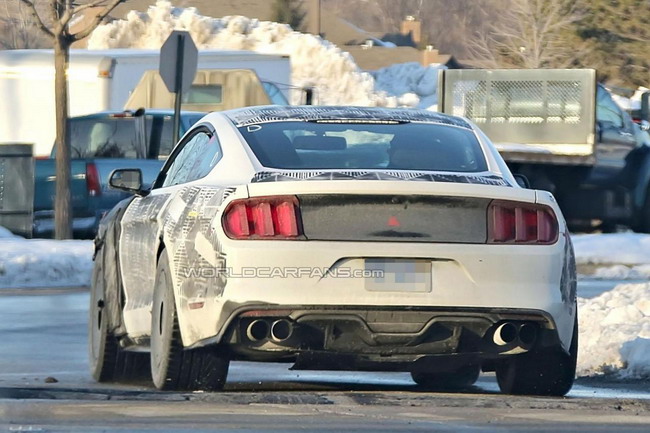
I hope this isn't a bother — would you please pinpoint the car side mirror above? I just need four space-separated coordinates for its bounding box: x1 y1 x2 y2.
109 169 148 196
513 174 531 189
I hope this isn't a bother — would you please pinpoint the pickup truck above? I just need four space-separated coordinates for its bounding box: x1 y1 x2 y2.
34 110 204 238
438 68 650 232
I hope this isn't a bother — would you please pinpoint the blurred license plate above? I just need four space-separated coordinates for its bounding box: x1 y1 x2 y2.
364 259 432 292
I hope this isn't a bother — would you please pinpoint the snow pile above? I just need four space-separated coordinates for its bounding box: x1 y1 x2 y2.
0 231 94 288
0 226 19 239
371 62 444 110
591 264 650 280
577 282 650 378
572 233 650 265
87 1 440 108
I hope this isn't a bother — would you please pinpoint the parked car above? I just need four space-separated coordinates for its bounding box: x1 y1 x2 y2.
90 106 578 396
33 109 204 238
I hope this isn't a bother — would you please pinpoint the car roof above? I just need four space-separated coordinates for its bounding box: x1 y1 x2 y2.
223 105 472 130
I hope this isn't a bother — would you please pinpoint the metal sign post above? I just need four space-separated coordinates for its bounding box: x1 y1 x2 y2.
159 31 198 143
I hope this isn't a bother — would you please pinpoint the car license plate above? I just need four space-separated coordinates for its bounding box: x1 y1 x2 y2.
364 259 432 293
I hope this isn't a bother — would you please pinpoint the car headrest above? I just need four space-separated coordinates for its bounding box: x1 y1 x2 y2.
293 135 347 151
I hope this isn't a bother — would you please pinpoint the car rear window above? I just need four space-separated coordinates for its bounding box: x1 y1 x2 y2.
67 115 204 159
237 121 487 172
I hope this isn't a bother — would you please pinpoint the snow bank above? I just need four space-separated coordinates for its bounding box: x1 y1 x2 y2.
371 62 444 110
577 283 650 378
591 264 650 280
0 226 19 239
87 1 440 109
0 232 93 288
572 233 650 265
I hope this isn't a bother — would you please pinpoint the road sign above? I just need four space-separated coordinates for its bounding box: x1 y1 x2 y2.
159 31 198 142
159 31 198 94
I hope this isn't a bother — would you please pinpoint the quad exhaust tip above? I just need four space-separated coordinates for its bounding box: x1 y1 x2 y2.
493 321 537 347
270 319 293 342
246 318 294 342
518 323 537 346
246 319 269 342
493 322 518 346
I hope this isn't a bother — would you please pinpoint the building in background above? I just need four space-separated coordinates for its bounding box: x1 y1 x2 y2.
103 0 465 71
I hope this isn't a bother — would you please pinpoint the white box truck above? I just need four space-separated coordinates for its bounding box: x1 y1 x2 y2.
0 49 292 156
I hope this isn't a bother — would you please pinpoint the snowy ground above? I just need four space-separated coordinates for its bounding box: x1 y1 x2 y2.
1 227 649 378
573 232 650 266
0 227 93 289
573 232 650 279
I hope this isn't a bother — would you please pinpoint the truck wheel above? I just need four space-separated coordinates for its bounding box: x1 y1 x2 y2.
496 314 578 396
89 259 149 383
411 365 480 390
150 251 230 391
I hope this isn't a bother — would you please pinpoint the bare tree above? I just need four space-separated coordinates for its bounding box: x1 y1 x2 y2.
470 0 583 68
0 0 48 48
18 0 125 239
324 0 509 58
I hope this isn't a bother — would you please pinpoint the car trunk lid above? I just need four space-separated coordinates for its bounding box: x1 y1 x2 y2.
246 175 536 244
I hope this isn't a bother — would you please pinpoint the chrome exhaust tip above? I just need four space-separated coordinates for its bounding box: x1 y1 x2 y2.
246 319 269 342
493 322 518 346
518 323 538 346
270 319 293 342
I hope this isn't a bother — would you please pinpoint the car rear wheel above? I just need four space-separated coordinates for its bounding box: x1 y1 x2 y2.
411 365 480 390
150 251 230 391
496 314 578 396
89 259 149 383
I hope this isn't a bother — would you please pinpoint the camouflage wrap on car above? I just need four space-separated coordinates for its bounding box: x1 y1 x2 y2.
164 186 236 306
118 186 238 344
120 194 171 315
251 170 510 187
92 196 136 336
560 232 577 307
226 106 472 129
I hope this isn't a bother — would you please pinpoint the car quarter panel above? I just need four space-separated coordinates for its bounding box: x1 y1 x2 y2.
119 183 250 341
119 192 172 336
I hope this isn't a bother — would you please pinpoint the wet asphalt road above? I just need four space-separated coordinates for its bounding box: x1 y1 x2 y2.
0 280 649 432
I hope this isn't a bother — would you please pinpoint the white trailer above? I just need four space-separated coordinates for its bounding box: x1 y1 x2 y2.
0 49 291 156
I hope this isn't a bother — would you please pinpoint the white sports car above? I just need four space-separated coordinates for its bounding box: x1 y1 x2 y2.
89 106 577 396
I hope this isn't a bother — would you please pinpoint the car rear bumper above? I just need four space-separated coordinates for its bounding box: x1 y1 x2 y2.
172 235 575 352
201 305 564 371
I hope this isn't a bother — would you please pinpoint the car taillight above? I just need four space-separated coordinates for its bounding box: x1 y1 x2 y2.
86 162 101 197
487 200 558 244
222 196 303 239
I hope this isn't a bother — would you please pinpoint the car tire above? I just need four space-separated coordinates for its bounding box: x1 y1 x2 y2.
496 313 578 396
411 365 480 390
150 251 230 391
89 258 150 383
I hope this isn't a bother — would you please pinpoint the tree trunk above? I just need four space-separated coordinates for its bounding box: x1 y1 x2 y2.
53 35 72 240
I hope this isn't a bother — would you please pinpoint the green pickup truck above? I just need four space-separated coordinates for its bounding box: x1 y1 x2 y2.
34 110 204 238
